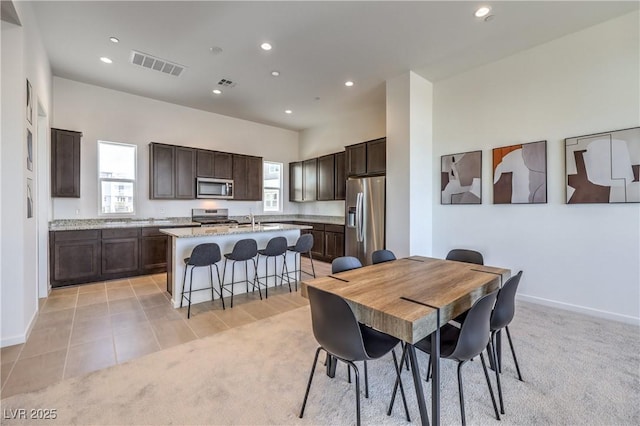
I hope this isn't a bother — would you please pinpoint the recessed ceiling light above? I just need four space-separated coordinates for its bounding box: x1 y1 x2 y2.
345 81 354 87
260 42 272 51
474 6 491 18
109 37 119 43
212 89 222 95
209 46 223 55
100 57 113 64
285 109 292 114
271 71 280 77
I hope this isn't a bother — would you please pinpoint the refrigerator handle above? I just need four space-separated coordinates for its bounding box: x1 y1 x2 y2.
356 192 364 242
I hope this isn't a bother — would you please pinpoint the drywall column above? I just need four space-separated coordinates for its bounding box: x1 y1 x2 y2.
386 72 433 257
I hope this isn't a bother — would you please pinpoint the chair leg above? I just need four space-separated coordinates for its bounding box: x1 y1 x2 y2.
480 352 501 421
457 361 467 426
425 354 431 382
308 251 316 278
489 334 505 414
345 360 361 426
253 258 263 299
208 265 215 301
187 267 195 319
214 264 225 310
180 264 188 308
505 326 524 381
230 261 235 308
299 347 323 418
364 360 369 398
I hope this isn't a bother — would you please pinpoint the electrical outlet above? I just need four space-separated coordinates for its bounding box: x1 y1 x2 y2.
75 209 80 215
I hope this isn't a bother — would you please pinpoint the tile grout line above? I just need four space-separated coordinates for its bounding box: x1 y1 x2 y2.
60 288 80 380
131 279 164 355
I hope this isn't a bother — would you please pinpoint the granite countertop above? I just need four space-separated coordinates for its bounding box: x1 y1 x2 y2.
49 214 344 231
160 223 312 238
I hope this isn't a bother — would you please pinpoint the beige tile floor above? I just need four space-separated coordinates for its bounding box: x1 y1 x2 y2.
0 258 330 399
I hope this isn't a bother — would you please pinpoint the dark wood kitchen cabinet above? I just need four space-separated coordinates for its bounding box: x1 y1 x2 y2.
334 151 346 200
140 227 168 274
289 161 303 202
101 228 139 276
50 230 100 287
232 154 263 201
51 128 82 198
317 154 335 201
196 150 233 179
345 137 386 177
324 224 345 260
303 158 318 202
149 143 195 199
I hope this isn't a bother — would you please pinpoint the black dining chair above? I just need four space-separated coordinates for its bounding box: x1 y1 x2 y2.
488 270 524 415
390 290 501 426
299 286 410 426
332 256 363 274
446 248 484 265
180 243 224 319
372 249 396 264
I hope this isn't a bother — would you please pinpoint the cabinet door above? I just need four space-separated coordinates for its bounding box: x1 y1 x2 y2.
334 151 346 200
196 149 215 177
140 235 168 273
346 143 367 176
317 154 335 201
150 143 175 199
310 230 324 258
175 147 195 199
51 128 81 198
367 138 386 175
289 162 303 202
213 152 233 179
102 237 139 275
245 156 263 201
303 158 317 201
324 232 345 261
51 230 100 286
232 155 248 200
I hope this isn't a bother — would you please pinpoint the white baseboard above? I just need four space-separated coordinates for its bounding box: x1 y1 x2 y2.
0 304 39 348
517 293 640 326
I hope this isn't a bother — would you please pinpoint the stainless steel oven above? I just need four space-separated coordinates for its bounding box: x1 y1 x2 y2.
196 178 234 199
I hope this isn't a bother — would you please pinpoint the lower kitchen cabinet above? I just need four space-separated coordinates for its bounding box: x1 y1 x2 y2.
293 222 344 262
140 227 169 274
50 230 100 286
101 229 140 276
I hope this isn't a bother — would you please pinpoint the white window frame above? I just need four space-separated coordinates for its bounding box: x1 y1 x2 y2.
98 140 137 217
263 160 282 212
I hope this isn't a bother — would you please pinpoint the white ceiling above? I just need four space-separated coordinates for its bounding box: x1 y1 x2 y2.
32 1 638 131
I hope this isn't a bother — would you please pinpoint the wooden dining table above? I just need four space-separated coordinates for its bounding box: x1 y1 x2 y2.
301 255 510 426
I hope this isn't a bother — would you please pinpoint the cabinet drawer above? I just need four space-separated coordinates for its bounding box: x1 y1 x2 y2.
325 224 344 234
141 227 164 237
53 230 100 242
309 223 325 231
102 228 140 239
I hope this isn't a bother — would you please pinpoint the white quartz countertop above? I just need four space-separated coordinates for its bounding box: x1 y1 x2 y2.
160 223 312 238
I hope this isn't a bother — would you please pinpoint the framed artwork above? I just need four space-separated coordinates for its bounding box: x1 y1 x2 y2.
26 79 33 125
27 128 33 171
493 140 547 204
27 178 33 218
565 127 640 204
441 150 482 204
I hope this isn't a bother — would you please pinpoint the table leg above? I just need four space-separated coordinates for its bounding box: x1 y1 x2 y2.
431 312 441 426
407 345 430 426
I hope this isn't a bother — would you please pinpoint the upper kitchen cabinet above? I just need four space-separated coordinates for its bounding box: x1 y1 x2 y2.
51 128 82 198
334 151 346 200
289 161 303 202
345 137 386 177
196 149 233 179
149 143 195 199
303 158 318 201
232 154 263 201
317 154 335 201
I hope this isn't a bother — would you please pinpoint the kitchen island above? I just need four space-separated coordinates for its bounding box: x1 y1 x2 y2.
160 223 312 308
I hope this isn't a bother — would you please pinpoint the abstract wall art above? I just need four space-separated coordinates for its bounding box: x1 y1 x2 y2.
565 127 640 204
26 79 33 125
493 141 547 204
441 150 482 204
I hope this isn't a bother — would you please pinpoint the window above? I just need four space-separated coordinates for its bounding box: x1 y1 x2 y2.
263 161 282 212
98 141 136 215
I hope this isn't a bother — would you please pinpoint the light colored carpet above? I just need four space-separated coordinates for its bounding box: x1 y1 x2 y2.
1 302 638 425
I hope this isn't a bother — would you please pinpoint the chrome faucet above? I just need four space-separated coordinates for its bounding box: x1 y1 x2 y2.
245 213 255 227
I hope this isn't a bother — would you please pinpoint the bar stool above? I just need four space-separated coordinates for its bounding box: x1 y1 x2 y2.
180 243 224 319
221 238 260 308
286 233 315 291
256 236 291 298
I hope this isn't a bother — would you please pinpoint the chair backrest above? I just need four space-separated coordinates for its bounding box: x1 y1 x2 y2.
450 290 498 361
229 238 258 261
188 243 221 266
262 236 288 256
293 233 314 253
372 249 396 264
307 286 368 361
331 256 363 274
491 271 523 332
446 249 484 265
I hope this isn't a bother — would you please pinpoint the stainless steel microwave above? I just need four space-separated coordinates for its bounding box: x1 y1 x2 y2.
196 178 234 199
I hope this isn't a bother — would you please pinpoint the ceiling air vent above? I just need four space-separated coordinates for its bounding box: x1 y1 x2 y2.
129 50 186 77
217 78 237 88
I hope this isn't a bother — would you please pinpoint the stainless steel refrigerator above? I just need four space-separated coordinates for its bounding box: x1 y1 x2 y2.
345 176 385 266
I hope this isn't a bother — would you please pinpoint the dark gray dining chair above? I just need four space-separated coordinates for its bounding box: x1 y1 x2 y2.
332 256 363 274
221 238 259 307
256 236 290 297
372 249 396 264
488 270 524 414
286 233 316 289
446 248 484 265
180 243 224 319
299 286 410 426
390 290 501 426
